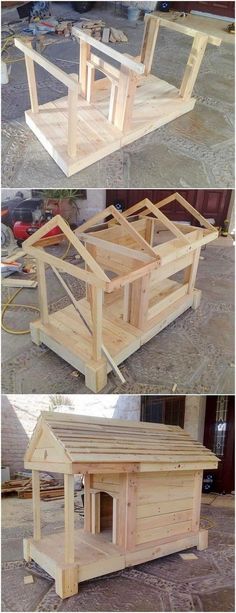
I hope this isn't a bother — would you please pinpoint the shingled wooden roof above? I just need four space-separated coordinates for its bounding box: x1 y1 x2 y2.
24 412 218 471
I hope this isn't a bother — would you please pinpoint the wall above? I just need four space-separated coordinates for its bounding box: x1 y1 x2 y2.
1 394 141 476
76 189 106 225
184 396 206 442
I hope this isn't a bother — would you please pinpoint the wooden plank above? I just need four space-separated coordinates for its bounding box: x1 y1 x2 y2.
191 471 203 533
86 62 95 103
136 520 192 545
15 38 78 89
148 282 189 321
141 15 160 75
68 88 78 158
129 274 150 329
90 53 120 81
91 287 103 361
78 232 152 263
145 218 154 246
36 261 48 325
24 43 39 113
108 81 118 124
32 470 41 540
180 33 208 100
72 27 145 75
112 497 118 545
126 475 137 550
79 40 90 96
114 66 138 132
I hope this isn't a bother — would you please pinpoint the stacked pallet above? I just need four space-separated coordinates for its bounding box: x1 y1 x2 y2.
79 20 128 43
1 474 64 500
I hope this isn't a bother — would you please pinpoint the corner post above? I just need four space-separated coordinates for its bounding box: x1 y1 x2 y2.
64 474 75 564
179 32 208 100
32 470 41 540
79 40 91 96
36 260 48 324
140 15 160 75
114 66 138 132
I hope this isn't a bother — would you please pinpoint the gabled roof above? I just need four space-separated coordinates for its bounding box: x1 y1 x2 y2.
25 412 218 469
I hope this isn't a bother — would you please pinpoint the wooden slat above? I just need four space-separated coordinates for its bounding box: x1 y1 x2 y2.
72 27 145 74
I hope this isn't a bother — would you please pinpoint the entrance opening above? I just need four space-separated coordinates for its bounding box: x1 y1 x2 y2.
100 492 113 541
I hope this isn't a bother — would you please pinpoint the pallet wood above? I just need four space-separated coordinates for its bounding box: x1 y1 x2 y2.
15 17 221 177
22 194 218 392
24 413 219 598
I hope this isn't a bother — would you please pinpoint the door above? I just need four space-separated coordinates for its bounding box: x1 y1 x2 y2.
204 396 235 493
141 396 185 427
171 2 235 17
106 190 231 227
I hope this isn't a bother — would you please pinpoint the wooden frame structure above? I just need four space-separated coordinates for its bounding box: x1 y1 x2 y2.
15 16 221 177
24 412 219 599
22 192 218 392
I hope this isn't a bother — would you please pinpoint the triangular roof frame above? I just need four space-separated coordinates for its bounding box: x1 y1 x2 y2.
22 214 110 285
75 205 157 257
24 414 71 463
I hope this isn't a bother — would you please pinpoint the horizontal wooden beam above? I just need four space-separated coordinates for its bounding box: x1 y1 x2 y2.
90 53 120 81
72 26 145 74
78 232 153 263
15 38 78 89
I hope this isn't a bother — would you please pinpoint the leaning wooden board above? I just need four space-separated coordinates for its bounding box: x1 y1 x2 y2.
23 412 219 598
21 193 218 392
15 16 221 177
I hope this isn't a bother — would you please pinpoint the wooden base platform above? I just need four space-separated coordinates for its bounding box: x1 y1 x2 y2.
23 527 207 598
25 74 195 177
30 281 201 392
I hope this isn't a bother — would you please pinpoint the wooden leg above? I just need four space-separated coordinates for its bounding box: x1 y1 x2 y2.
85 360 107 393
55 566 78 599
68 87 78 158
79 41 90 96
197 528 208 551
24 43 39 113
23 538 31 562
87 62 95 103
192 288 202 310
32 470 41 541
114 66 138 132
64 474 74 564
36 260 48 325
180 33 208 100
140 15 160 75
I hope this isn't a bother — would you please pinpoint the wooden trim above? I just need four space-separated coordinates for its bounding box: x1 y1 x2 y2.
32 470 41 541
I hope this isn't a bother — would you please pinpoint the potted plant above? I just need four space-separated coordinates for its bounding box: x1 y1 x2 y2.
42 189 79 226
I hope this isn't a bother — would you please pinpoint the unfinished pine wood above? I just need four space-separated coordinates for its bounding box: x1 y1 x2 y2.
15 17 221 177
23 195 218 392
24 414 219 598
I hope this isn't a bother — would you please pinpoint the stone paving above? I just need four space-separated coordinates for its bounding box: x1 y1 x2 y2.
1 497 234 612
1 4 234 188
1 240 234 395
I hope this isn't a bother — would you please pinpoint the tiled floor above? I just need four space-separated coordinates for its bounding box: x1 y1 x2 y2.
1 494 234 612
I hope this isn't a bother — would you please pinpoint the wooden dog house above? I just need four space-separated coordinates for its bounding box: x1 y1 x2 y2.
22 192 218 392
14 16 221 177
23 412 219 598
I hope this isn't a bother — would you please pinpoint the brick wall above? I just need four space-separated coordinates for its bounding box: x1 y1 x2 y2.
1 394 141 476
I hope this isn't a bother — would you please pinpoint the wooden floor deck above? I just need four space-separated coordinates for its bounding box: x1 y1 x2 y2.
25 74 195 177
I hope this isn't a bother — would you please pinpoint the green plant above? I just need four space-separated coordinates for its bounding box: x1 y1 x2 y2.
48 394 74 411
42 189 79 201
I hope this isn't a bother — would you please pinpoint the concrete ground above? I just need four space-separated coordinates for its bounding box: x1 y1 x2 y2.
1 493 234 612
1 235 234 395
1 2 234 188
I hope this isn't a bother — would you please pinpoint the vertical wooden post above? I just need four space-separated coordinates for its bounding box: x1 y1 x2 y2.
192 470 203 533
145 218 155 246
140 15 160 75
64 474 75 564
179 33 208 100
128 274 150 329
184 231 202 294
108 82 118 124
32 470 41 541
125 474 137 550
24 43 39 113
123 284 131 323
91 286 103 361
36 260 48 324
68 87 78 158
114 66 138 132
86 62 95 103
112 497 118 545
84 474 91 532
79 41 91 96
91 492 100 534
